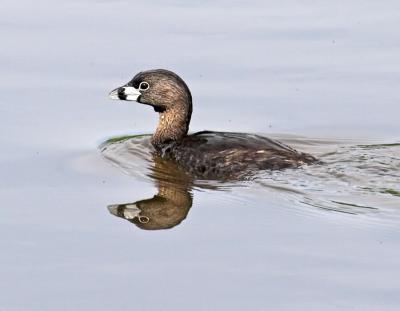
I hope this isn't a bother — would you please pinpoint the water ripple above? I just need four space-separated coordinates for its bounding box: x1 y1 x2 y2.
101 134 400 226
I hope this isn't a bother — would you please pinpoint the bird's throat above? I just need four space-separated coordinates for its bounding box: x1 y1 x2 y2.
152 107 191 149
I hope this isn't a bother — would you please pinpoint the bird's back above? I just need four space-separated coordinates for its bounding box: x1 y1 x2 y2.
161 131 317 179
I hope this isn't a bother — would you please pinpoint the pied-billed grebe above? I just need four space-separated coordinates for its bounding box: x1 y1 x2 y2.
109 69 316 178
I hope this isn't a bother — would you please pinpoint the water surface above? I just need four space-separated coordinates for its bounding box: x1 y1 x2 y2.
1 0 400 310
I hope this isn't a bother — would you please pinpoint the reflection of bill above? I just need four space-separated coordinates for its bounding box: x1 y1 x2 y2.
108 203 150 224
107 155 193 230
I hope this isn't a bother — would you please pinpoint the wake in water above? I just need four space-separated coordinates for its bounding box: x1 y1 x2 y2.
100 134 400 228
255 141 400 222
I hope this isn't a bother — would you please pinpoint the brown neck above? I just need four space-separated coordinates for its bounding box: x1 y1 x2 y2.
151 99 192 149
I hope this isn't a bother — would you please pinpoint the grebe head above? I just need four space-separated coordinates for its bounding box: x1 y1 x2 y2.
109 69 192 147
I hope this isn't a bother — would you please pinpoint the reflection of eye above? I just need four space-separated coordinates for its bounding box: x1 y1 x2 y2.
139 81 149 91
138 216 150 224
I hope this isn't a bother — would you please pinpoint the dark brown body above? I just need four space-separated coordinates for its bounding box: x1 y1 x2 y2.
160 131 317 179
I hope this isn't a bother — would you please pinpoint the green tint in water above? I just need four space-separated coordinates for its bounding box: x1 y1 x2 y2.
382 189 400 197
100 134 152 148
358 143 400 149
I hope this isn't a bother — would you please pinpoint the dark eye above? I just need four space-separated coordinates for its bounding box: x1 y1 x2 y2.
139 81 149 91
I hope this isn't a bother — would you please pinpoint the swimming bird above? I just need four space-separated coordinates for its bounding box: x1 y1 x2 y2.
109 69 316 179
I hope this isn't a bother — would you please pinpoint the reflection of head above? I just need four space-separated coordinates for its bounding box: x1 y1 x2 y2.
108 150 195 230
108 190 192 230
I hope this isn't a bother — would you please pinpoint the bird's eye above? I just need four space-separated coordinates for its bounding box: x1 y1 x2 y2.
139 81 149 91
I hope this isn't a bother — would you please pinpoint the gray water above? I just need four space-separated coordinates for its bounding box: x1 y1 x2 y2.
1 0 400 310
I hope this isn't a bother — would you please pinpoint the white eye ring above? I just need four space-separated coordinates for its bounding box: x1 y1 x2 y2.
139 81 150 91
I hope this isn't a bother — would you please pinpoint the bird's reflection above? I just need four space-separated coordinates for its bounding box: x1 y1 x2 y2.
108 155 194 230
